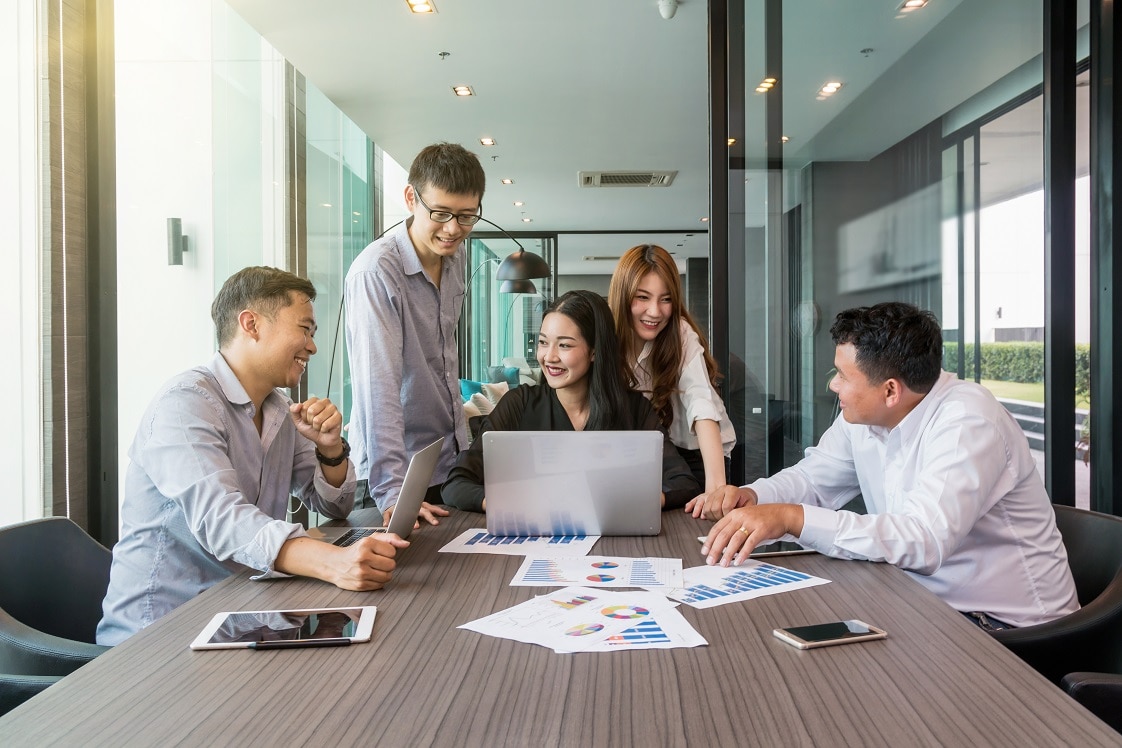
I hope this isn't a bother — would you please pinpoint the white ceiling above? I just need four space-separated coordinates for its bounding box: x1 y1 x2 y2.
226 0 1053 275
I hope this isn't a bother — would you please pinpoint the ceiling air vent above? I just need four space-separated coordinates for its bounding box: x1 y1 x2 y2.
578 170 677 188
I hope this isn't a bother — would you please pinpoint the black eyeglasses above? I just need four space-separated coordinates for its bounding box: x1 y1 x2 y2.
411 186 482 226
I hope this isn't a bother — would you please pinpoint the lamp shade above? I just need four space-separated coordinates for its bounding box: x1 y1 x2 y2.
499 279 537 294
496 249 550 281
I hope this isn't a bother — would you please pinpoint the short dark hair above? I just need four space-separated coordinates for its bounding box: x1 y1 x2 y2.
408 142 486 199
211 266 317 348
829 302 943 394
542 290 632 430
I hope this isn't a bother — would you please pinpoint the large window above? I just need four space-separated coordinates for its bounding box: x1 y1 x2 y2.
725 1 1087 504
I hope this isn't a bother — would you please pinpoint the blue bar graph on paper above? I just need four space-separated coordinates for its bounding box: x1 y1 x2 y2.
521 559 568 583
463 531 587 547
628 559 661 586
606 619 671 646
681 564 812 604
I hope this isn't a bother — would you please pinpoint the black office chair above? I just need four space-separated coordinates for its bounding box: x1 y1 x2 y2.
992 505 1122 686
0 517 113 716
1061 672 1122 733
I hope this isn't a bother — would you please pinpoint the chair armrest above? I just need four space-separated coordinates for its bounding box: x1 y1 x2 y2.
992 575 1122 648
0 608 110 676
990 578 1122 683
0 673 62 717
1061 672 1122 732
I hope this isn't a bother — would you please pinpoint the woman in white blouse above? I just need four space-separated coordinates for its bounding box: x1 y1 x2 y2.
608 244 737 506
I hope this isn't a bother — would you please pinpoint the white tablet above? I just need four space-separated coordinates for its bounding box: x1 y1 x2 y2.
189 606 377 651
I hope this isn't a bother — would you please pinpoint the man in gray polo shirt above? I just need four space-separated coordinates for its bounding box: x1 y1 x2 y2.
345 143 486 524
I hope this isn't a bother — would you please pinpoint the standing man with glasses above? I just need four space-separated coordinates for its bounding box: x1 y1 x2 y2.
345 142 486 525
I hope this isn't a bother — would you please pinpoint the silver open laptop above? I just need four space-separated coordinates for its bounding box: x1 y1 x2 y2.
308 436 444 543
483 430 663 537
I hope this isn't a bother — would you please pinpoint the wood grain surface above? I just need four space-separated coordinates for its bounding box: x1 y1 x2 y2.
1 508 1116 747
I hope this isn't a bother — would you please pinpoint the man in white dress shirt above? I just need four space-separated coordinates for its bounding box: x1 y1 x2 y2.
694 302 1078 628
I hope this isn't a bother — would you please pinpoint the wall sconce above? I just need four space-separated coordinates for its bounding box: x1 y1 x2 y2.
167 218 189 265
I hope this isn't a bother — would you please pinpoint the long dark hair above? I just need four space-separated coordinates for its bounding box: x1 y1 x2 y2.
607 244 721 429
543 290 632 430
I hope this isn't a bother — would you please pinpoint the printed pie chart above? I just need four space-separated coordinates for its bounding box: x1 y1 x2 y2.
565 623 605 637
601 605 650 619
586 574 616 582
591 562 620 569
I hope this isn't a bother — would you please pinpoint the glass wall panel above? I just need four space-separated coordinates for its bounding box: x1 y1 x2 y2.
1075 64 1091 508
462 236 553 384
732 0 1049 488
305 82 373 425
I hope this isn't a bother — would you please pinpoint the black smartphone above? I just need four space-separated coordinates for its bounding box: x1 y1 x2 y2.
773 619 888 649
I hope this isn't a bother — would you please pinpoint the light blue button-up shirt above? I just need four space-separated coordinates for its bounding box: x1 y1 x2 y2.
345 219 468 512
97 353 355 645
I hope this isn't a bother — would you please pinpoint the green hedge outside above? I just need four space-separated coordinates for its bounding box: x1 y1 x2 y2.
943 342 1090 398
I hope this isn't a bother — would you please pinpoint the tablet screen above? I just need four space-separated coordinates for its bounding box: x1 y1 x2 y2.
204 608 363 645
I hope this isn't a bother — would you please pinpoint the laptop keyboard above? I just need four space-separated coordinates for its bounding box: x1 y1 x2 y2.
331 528 386 546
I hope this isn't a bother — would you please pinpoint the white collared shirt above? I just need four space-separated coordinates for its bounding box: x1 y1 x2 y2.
633 320 736 456
749 371 1078 627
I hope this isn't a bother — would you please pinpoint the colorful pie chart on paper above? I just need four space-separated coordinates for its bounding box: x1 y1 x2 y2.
601 605 650 620
590 561 620 569
586 574 617 583
565 623 605 637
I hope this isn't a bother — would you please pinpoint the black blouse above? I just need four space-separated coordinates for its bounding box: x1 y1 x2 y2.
441 384 701 512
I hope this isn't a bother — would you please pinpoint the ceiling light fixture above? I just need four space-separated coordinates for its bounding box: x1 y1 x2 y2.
754 77 777 94
658 0 678 21
818 81 844 98
700 217 709 223
781 135 790 143
406 0 437 14
521 217 532 223
501 179 514 185
480 137 495 146
452 85 474 97
898 0 927 11
513 201 524 207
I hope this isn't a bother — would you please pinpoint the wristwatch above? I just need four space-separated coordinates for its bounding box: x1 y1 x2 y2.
315 437 350 467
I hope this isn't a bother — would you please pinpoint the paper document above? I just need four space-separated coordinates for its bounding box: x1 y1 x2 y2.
667 561 830 609
439 529 598 556
510 556 682 588
459 586 706 653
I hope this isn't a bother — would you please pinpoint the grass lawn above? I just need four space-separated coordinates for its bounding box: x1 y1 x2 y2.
981 379 1090 409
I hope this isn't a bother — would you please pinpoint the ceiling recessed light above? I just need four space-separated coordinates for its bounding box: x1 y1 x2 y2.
818 81 843 97
781 135 790 143
480 137 495 146
755 87 768 94
899 0 927 10
521 217 532 223
513 201 524 207
406 0 437 14
700 217 709 223
321 203 332 208
452 85 474 97
501 179 514 185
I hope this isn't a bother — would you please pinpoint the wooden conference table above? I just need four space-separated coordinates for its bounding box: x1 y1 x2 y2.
0 509 1116 747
